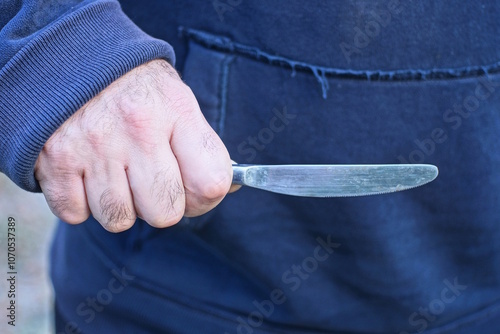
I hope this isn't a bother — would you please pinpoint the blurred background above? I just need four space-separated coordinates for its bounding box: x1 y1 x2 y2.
0 173 56 334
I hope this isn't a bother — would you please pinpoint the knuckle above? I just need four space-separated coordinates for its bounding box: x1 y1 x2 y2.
136 169 187 229
99 190 136 232
58 211 89 225
85 130 106 153
101 217 136 233
146 194 186 228
41 142 78 169
148 210 184 229
44 189 82 220
198 173 232 202
151 171 185 212
167 86 199 117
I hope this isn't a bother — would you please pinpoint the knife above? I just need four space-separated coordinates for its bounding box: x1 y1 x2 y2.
232 164 438 197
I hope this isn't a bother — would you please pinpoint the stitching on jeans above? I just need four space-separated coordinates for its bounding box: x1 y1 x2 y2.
218 54 235 138
180 27 500 99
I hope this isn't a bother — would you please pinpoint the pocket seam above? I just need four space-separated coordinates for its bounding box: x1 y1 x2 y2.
217 54 235 139
180 26 500 99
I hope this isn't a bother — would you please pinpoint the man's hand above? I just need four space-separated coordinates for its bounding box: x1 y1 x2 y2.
35 60 234 232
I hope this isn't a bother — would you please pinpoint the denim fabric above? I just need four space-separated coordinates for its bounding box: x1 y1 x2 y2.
52 1 500 333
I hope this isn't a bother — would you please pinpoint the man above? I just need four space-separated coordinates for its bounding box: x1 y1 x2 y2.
2 0 500 333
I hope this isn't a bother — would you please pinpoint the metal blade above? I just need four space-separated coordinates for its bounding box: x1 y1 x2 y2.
232 164 438 197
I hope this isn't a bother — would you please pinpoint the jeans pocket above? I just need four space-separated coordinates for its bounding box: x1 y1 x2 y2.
182 39 236 139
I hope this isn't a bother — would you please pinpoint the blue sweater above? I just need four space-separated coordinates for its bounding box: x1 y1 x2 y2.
2 1 500 333
0 0 174 191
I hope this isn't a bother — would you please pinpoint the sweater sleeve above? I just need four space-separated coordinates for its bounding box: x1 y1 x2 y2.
0 0 175 192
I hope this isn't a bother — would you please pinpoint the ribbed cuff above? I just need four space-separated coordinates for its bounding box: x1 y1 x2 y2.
0 1 175 192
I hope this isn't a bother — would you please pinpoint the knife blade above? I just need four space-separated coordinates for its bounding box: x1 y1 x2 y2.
232 164 438 197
